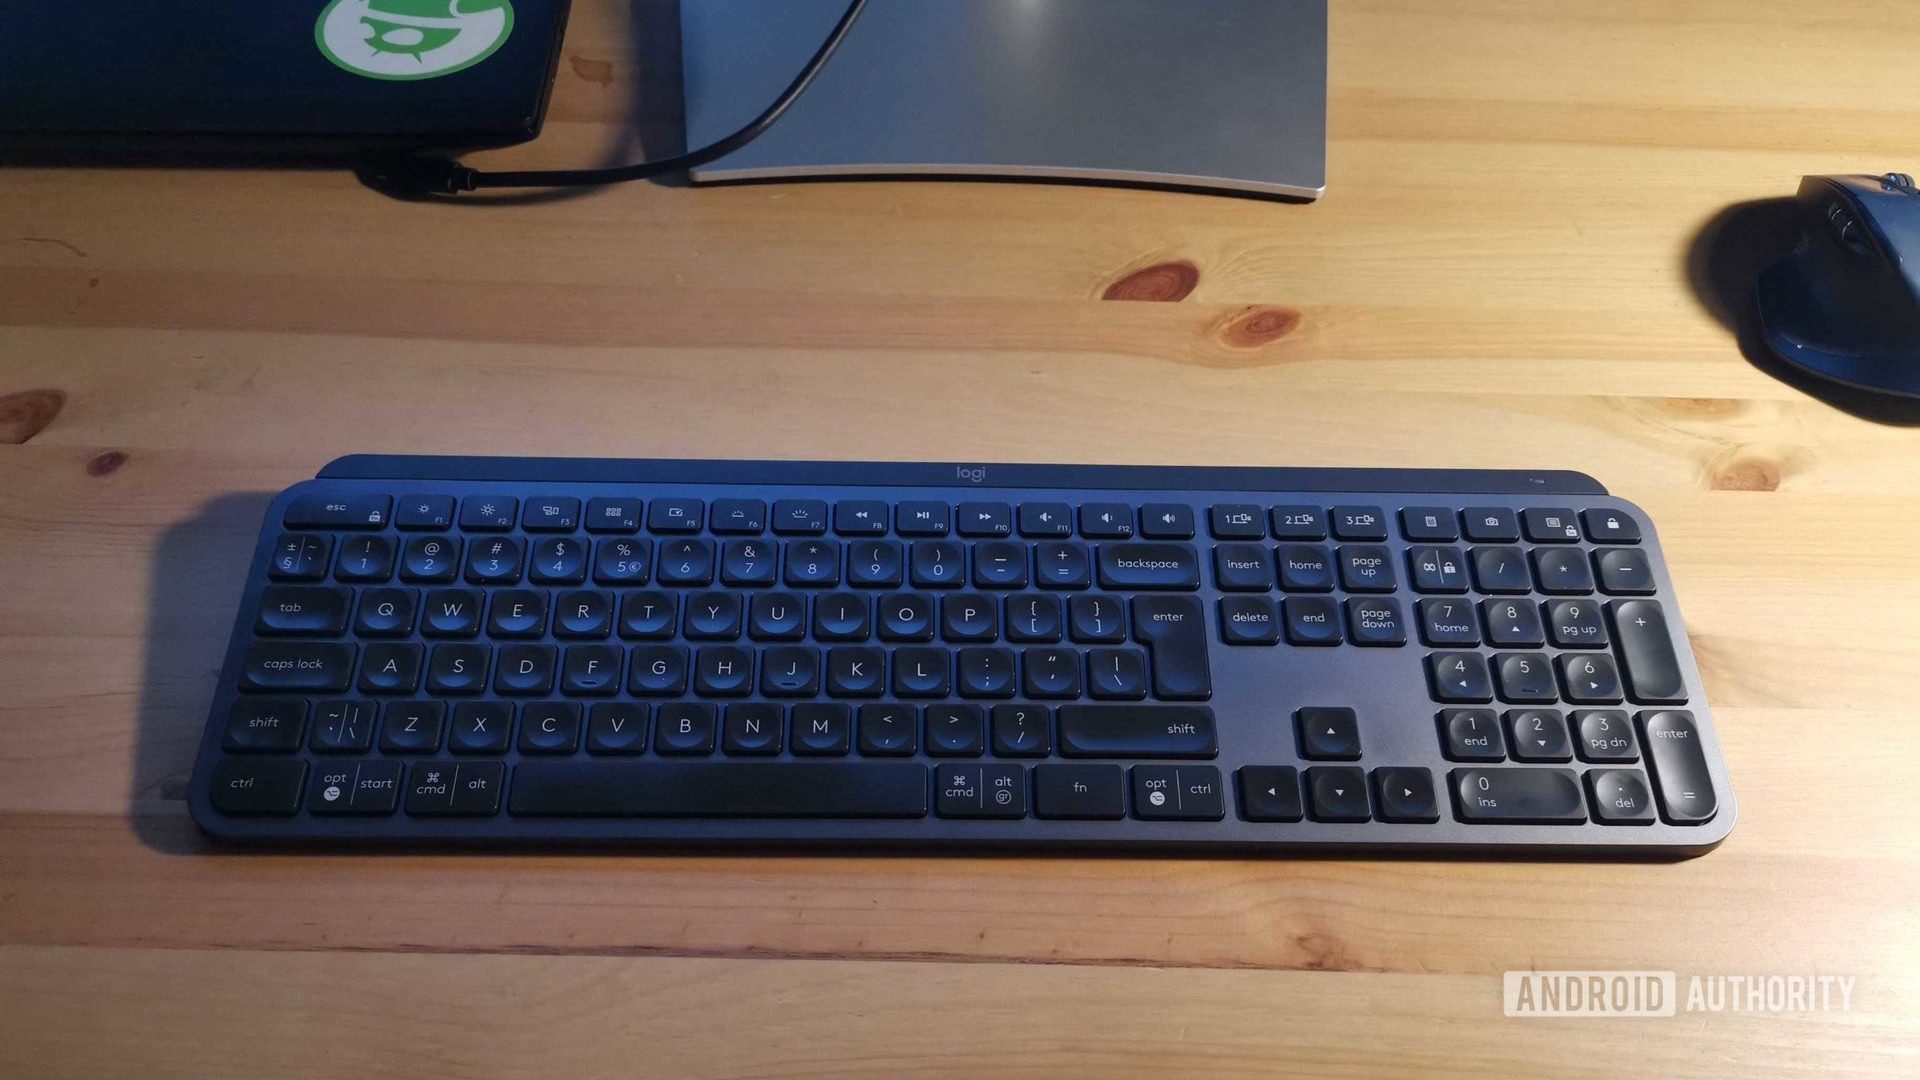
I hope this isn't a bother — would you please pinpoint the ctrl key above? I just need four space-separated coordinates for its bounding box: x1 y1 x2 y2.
209 758 306 816
406 761 506 816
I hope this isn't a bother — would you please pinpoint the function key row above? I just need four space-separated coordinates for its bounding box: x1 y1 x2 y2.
286 494 1643 545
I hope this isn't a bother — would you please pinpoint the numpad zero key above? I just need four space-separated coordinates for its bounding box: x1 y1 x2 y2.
190 457 1735 856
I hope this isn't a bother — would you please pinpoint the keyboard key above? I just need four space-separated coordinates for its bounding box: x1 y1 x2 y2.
957 502 1012 537
285 494 392 530
1086 647 1148 699
1018 503 1072 537
709 499 765 535
405 761 504 816
1462 507 1520 543
1546 599 1607 648
879 593 935 641
1218 596 1280 645
256 585 351 636
1006 593 1064 642
1573 709 1637 762
895 501 950 536
529 537 588 584
847 539 905 587
1034 764 1125 819
1611 600 1687 703
561 644 622 695
719 539 776 586
1330 506 1388 541
242 641 356 692
628 644 689 695
464 536 524 584
1130 594 1211 699
618 591 677 639
1022 647 1082 698
522 497 580 532
1131 764 1224 820
1639 710 1716 823
309 759 403 815
1522 508 1582 543
1236 766 1303 821
1399 508 1459 542
380 700 445 753
309 700 376 752
450 701 512 754
394 495 455 531
1595 548 1656 594
971 540 1029 588
694 645 753 696
594 538 652 585
269 533 332 580
926 704 985 756
1056 705 1217 758
586 701 648 754
1305 766 1370 821
401 535 461 583
647 498 704 533
657 538 716 585
722 703 783 755
335 534 395 583
1068 595 1126 643
1582 509 1641 544
495 644 556 695
893 647 951 696
1470 547 1530 594
1532 548 1594 594
749 591 807 640
1213 544 1275 591
791 704 851 756
1345 597 1406 646
1450 767 1587 824
1373 767 1439 822
1139 504 1195 539
458 496 517 532
1079 503 1135 539
554 590 613 639
1559 653 1623 704
488 589 549 638
858 704 917 755
990 704 1052 756
1033 542 1091 589
512 762 929 817
936 764 1026 818
1427 652 1492 702
1296 707 1360 760
761 645 820 696
1277 545 1333 591
784 539 842 586
1407 546 1468 593
1097 543 1200 590
1269 505 1326 540
1208 504 1265 540
1438 708 1504 762
655 704 717 754
909 540 965 587
1506 708 1571 762
224 698 307 752
1586 768 1657 824
1283 595 1342 645
834 501 889 536
585 497 643 533
1417 598 1479 646
1336 545 1395 592
937 594 994 642
209 758 306 815
1493 653 1556 703
773 499 828 535
1482 598 1545 647
827 645 884 696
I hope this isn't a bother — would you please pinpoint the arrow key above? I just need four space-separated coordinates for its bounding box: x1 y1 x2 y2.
1236 766 1302 821
1306 766 1371 821
1504 708 1573 762
1296 706 1361 760
1373 767 1439 822
1427 652 1494 703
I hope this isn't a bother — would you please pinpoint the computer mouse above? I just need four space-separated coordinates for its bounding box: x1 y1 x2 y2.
1754 173 1920 398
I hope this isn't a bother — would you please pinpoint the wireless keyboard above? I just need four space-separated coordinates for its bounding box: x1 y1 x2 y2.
188 457 1735 856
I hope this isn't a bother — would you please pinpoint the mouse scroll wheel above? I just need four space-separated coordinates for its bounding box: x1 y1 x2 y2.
1827 204 1876 257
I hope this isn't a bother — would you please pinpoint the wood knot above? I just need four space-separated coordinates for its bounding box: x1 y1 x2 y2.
568 56 615 87
1660 397 1746 420
1217 305 1304 349
0 388 66 444
1709 455 1781 491
1102 260 1200 302
87 450 129 477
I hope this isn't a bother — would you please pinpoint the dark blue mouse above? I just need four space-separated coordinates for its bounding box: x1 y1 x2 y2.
1755 173 1920 398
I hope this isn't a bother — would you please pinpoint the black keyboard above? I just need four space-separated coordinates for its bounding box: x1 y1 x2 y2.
188 457 1734 855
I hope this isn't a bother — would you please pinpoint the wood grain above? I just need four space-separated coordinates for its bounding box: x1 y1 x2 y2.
3 0 1919 1075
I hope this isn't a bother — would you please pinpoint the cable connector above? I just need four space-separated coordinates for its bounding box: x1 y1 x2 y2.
357 156 481 197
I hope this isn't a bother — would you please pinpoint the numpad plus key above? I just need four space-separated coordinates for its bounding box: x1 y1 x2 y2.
191 457 1734 856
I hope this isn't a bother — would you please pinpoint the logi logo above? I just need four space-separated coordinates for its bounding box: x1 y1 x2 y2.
955 466 988 484
316 0 514 81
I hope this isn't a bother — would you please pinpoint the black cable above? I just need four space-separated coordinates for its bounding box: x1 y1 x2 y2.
367 0 868 196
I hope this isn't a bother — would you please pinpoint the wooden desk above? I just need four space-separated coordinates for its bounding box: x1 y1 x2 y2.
3 1 1917 1075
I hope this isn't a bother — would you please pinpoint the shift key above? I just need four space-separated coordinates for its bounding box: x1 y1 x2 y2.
241 641 357 692
1057 705 1217 758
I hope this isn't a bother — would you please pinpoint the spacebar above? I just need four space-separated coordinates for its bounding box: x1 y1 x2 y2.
509 763 929 818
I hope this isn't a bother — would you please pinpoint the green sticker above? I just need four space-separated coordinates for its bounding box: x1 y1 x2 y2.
316 0 515 81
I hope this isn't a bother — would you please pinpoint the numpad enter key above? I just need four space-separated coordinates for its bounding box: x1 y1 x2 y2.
188 457 1733 856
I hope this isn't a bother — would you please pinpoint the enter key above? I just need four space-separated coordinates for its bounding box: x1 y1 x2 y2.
1130 594 1212 700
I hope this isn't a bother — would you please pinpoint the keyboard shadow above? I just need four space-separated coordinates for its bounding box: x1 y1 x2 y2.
128 492 276 855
